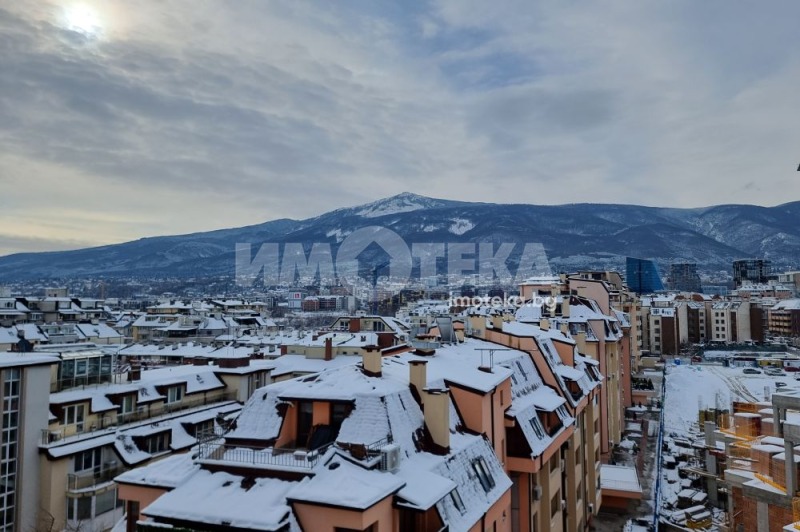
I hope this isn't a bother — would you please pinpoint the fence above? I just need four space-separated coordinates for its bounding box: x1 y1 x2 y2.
653 364 667 531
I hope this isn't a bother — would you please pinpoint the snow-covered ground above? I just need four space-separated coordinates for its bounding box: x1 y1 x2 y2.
664 364 797 435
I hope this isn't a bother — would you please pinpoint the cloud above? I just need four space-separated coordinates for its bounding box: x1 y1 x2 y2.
0 0 799 255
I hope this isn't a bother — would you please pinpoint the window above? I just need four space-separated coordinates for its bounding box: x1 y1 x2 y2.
529 418 545 440
1 368 20 532
450 488 466 515
63 404 85 427
549 454 559 473
193 420 215 440
472 457 496 493
75 448 102 473
166 386 183 404
95 489 117 515
120 395 135 415
296 401 314 447
330 403 348 434
515 360 528 379
141 433 169 454
550 491 560 518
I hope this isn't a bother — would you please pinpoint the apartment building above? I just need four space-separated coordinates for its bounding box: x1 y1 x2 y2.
519 273 638 458
710 301 754 343
116 332 614 532
733 259 773 288
667 263 702 293
676 300 707 345
36 356 273 531
647 307 679 356
328 315 410 346
768 299 800 338
0 353 57 532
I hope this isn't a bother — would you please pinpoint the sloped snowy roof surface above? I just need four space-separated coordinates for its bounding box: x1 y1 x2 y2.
144 469 299 530
287 457 405 509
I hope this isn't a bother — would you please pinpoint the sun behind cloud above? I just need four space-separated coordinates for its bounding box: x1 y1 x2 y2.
62 2 103 37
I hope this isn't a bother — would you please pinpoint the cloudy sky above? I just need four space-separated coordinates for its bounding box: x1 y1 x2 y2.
1 1 799 255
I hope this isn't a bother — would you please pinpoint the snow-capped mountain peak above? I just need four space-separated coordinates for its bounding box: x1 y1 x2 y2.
354 192 446 218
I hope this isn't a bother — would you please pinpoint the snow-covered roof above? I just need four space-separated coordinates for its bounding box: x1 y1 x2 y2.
288 457 405 509
394 466 456 510
0 352 58 368
46 402 240 462
50 388 119 413
269 353 360 378
600 464 642 493
74 323 122 340
137 366 226 394
144 469 299 531
772 299 800 310
115 452 199 489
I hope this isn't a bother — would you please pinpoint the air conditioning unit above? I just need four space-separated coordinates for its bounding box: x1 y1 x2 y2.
532 484 543 501
380 444 401 472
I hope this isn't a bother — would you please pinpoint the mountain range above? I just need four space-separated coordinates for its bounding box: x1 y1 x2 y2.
1 192 798 280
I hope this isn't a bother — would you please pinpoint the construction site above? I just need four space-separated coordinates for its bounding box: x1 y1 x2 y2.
660 363 800 531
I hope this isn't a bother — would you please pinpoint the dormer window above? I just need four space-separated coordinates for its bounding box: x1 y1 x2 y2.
63 404 85 428
120 395 135 415
529 417 545 440
472 456 496 493
166 386 183 404
450 488 466 514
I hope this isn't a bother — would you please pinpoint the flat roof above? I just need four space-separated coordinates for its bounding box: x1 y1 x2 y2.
0 352 59 369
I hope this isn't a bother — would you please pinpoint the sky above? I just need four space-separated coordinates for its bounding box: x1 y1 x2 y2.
1 1 799 256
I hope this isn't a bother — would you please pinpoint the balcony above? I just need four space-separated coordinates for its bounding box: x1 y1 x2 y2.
67 464 127 492
197 438 331 471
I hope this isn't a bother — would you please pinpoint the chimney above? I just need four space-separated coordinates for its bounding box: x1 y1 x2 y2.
423 388 450 452
559 322 569 335
362 345 382 377
324 337 332 361
540 318 550 331
409 360 428 402
280 345 287 356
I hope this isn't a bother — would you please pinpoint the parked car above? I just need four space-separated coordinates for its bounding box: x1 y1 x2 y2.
765 368 787 377
743 368 762 375
776 382 788 388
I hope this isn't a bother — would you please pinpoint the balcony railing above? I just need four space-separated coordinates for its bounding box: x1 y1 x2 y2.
42 394 240 445
67 465 127 491
197 438 331 470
